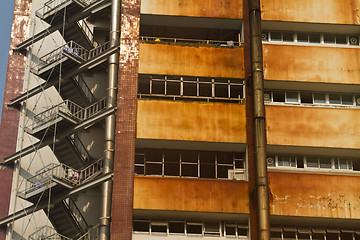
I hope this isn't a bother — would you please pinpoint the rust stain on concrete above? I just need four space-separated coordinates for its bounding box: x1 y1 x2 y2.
137 99 246 144
262 0 360 25
139 43 245 79
134 176 249 213
141 0 242 19
263 45 360 84
269 172 360 219
266 106 360 149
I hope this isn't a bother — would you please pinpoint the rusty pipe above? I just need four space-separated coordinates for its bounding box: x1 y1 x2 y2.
99 0 121 239
248 0 271 239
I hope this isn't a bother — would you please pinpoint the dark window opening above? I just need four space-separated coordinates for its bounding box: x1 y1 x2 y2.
301 92 313 104
336 35 347 44
133 220 149 232
297 33 308 42
273 91 285 102
169 221 185 234
187 223 202 234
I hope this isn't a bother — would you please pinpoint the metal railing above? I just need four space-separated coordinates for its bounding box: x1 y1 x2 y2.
20 159 104 196
43 234 71 240
38 41 89 69
67 198 89 232
36 0 96 19
26 97 107 132
71 133 92 164
77 224 100 240
29 226 59 240
83 97 107 119
140 36 243 47
138 74 245 103
36 0 73 19
88 41 110 59
78 20 94 45
80 158 103 183
74 75 96 103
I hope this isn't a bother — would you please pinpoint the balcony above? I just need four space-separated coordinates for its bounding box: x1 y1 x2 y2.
136 99 246 144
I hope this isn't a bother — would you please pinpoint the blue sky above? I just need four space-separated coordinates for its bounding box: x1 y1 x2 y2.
0 0 15 122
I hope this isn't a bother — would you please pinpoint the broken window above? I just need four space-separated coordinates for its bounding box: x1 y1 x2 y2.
138 74 244 103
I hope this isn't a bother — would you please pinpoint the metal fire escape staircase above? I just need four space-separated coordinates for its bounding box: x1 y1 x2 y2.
18 159 104 238
25 97 107 168
9 40 117 110
0 0 117 238
16 0 111 53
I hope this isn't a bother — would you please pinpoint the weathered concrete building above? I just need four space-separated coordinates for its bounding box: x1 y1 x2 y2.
0 0 360 239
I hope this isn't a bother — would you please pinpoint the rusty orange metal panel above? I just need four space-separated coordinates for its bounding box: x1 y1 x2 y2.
139 43 245 79
263 45 360 85
266 106 360 149
141 0 243 19
134 176 249 213
269 172 360 219
261 0 360 25
137 99 247 143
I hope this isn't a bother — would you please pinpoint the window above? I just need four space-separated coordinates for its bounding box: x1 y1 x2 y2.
265 90 359 107
285 92 299 103
133 220 150 233
151 221 167 234
225 223 237 237
204 222 220 236
187 222 202 235
135 149 245 179
133 220 357 239
268 154 356 173
267 154 297 168
313 93 326 104
138 74 245 103
262 30 359 47
169 221 185 234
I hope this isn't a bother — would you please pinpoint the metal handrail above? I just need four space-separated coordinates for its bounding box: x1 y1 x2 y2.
38 41 89 69
80 158 103 184
43 233 71 240
77 224 100 240
36 0 92 19
67 198 89 232
78 20 94 44
20 159 104 196
26 97 107 132
83 97 107 119
71 133 92 164
140 36 243 47
88 41 110 59
74 75 96 103
36 0 71 19
29 226 60 240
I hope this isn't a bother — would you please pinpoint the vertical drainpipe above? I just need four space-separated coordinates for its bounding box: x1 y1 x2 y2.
99 0 121 239
248 0 271 239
